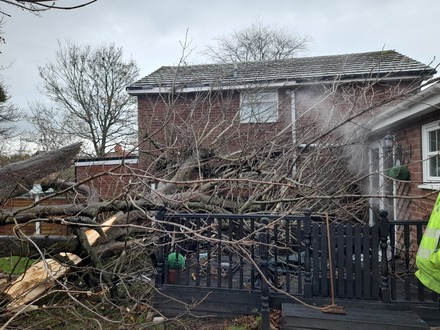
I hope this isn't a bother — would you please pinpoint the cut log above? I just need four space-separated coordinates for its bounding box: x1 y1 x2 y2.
3 212 121 310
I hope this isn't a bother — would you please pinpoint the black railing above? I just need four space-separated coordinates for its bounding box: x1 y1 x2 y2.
154 208 436 326
155 208 308 292
388 219 437 302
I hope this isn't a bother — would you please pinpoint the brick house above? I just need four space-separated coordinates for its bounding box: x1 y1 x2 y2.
75 152 139 198
127 50 435 176
368 80 440 221
124 50 436 217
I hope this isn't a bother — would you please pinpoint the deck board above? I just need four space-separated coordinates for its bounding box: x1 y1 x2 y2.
281 303 429 330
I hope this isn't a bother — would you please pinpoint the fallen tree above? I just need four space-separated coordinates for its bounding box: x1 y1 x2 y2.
3 213 119 310
0 72 437 327
0 143 81 203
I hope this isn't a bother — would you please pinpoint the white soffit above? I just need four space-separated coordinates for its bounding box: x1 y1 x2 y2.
371 82 440 133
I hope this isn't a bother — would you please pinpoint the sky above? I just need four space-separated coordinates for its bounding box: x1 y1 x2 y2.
1 0 440 136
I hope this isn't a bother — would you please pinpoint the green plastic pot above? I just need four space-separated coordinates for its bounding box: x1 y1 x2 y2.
389 165 410 181
167 252 185 270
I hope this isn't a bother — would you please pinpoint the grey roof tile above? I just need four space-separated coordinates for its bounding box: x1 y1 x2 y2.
128 50 436 91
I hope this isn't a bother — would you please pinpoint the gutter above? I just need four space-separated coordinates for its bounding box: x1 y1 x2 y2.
75 158 138 166
127 75 430 96
370 79 440 134
127 81 298 95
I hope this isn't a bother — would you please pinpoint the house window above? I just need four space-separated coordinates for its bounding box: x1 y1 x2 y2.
240 91 278 123
422 121 440 182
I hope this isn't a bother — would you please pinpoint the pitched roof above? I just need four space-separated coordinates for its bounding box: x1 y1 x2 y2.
127 50 436 93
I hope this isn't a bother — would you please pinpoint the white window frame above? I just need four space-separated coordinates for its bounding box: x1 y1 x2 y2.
421 120 440 187
240 90 278 123
368 141 397 224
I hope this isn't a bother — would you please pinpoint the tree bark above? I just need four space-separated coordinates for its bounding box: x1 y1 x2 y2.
0 143 82 203
0 235 80 258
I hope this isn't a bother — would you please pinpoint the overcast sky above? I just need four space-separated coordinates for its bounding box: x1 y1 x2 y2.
1 0 440 121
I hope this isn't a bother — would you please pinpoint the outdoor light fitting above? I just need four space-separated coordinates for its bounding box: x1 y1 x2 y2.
383 134 394 149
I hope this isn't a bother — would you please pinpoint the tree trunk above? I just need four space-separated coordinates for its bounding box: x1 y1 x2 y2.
0 143 82 203
0 235 80 258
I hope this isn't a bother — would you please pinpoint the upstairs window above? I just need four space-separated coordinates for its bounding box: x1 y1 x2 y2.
240 91 278 123
422 121 440 182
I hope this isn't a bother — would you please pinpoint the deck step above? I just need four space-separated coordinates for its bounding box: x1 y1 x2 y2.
281 303 429 330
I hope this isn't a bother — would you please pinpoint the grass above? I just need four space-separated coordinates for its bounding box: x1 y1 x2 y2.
0 256 35 275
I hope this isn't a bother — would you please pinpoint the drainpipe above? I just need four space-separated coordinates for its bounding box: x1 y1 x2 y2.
383 134 394 220
288 88 297 176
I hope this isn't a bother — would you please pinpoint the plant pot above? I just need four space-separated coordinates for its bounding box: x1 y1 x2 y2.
167 269 180 284
166 252 186 284
389 165 410 181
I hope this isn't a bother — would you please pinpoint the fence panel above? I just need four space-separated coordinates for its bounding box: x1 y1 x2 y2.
155 209 435 305
156 212 308 295
388 220 437 303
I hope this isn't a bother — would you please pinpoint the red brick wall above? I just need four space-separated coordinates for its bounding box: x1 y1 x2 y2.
295 81 415 143
138 83 406 170
136 80 425 215
137 89 293 171
392 111 440 220
75 161 141 198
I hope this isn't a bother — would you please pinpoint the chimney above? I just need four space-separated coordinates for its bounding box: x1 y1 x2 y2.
115 143 123 155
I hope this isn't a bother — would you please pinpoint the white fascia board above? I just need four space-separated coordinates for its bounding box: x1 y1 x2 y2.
370 82 440 133
75 158 138 166
127 86 169 95
127 76 425 96
127 81 298 95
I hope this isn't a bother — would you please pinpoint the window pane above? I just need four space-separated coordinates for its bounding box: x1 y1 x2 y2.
253 102 276 122
240 104 253 122
429 130 439 152
437 130 440 151
429 155 440 177
255 92 277 102
241 91 278 123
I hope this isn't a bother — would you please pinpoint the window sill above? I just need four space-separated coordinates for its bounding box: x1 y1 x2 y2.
239 120 278 124
418 183 440 190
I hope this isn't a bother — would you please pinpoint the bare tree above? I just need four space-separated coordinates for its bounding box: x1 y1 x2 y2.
203 19 310 63
26 101 76 151
0 0 97 16
0 82 21 139
31 41 139 156
134 83 384 221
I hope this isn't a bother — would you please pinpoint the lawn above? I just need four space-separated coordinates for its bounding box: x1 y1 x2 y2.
0 256 35 275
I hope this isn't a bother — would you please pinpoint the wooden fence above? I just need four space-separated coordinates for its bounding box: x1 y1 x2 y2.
1 198 71 235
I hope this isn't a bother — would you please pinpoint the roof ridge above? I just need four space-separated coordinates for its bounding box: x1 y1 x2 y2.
156 50 403 69
128 50 436 91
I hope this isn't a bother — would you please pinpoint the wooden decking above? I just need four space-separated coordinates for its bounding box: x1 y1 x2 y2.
281 298 439 329
154 286 440 328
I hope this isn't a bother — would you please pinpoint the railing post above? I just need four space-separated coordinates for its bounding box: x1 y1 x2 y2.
155 205 166 287
258 217 270 330
303 208 312 298
379 209 390 303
